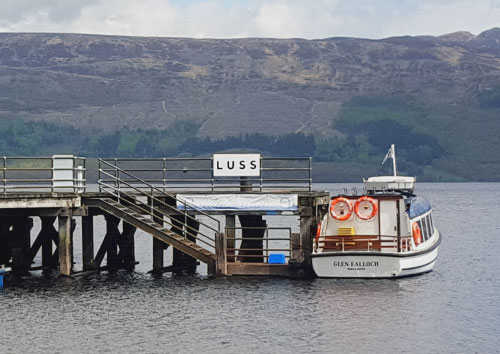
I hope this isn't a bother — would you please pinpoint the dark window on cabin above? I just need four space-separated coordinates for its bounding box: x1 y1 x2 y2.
426 215 432 238
429 214 434 233
418 219 426 241
422 218 429 241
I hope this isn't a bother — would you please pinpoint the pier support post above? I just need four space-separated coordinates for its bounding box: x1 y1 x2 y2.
291 232 301 261
11 217 33 274
215 232 227 275
58 214 72 276
120 222 136 270
152 239 164 274
82 215 94 271
0 218 11 267
238 215 266 263
104 214 120 272
41 217 57 270
295 204 316 277
171 214 198 272
225 215 235 262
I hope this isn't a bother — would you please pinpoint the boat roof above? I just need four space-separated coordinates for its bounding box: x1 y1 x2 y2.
364 176 416 193
364 176 416 183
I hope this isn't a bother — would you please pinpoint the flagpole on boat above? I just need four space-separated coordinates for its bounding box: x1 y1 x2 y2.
382 144 397 176
392 144 397 177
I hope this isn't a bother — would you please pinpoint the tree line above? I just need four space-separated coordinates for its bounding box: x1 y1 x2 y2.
0 117 444 174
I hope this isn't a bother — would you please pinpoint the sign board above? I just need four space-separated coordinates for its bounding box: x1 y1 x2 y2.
213 154 261 177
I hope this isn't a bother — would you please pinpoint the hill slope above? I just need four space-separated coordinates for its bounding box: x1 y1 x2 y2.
1 30 500 180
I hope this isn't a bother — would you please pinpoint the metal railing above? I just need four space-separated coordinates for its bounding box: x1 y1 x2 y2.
1 156 86 194
225 226 292 263
317 234 413 253
98 159 221 251
98 157 312 192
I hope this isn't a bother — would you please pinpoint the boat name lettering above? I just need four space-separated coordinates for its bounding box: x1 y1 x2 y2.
333 261 379 267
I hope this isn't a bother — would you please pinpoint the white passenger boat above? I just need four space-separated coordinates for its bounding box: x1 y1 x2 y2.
311 145 441 278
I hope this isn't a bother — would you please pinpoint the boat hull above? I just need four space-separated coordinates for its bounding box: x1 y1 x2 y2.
311 232 440 278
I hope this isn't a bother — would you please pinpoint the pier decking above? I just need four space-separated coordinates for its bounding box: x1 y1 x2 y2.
0 155 330 278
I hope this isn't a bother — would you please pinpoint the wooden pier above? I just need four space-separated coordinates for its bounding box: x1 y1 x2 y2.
0 155 330 278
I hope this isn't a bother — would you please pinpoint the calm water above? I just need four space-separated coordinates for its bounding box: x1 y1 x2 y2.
2 183 500 354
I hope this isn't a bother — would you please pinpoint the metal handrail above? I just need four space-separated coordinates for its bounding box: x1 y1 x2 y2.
100 181 215 249
99 159 221 227
225 226 292 262
99 179 216 249
99 175 219 238
318 234 413 252
99 156 312 192
98 160 221 250
1 156 86 194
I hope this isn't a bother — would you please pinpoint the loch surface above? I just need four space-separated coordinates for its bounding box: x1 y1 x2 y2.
2 183 499 354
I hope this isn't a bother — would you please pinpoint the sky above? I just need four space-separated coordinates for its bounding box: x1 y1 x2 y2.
0 0 500 39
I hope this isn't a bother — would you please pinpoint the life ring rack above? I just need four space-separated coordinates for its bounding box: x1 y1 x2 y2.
354 196 378 220
330 197 353 221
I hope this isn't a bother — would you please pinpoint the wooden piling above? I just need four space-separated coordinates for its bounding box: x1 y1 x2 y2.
41 217 56 270
104 214 120 272
0 218 10 266
215 232 227 275
120 222 136 270
58 214 72 276
11 217 32 274
225 215 235 262
82 215 94 270
299 204 316 276
237 215 266 263
291 232 301 261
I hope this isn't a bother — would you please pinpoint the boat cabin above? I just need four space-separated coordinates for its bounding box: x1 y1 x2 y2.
315 176 436 254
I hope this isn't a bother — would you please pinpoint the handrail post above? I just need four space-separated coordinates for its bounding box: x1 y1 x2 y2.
98 159 102 192
150 187 154 217
2 156 5 194
163 158 167 192
50 157 54 193
211 156 214 193
309 157 312 192
266 228 269 262
260 156 263 192
114 158 119 192
183 202 188 239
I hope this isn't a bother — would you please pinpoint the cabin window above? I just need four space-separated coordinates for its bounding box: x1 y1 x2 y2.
428 213 434 233
425 214 433 238
422 217 430 241
418 219 426 241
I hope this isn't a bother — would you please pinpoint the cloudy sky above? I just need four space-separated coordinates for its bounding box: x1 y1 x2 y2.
0 0 499 39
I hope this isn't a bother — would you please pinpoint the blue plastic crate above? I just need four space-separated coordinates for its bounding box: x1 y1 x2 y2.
268 253 286 264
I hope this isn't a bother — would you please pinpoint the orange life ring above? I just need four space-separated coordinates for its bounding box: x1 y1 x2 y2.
412 222 422 246
354 196 378 220
330 197 353 221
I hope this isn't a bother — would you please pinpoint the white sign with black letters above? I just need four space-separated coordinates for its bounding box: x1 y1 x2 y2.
213 154 261 177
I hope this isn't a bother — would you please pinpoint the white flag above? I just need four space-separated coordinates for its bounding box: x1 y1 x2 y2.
382 145 393 165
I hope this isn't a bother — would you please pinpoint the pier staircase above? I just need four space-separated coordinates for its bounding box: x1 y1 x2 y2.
87 160 220 272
